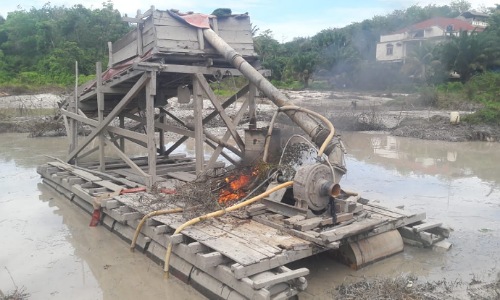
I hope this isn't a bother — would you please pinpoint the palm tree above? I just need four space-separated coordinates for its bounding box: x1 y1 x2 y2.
440 31 487 82
401 42 443 84
288 51 317 88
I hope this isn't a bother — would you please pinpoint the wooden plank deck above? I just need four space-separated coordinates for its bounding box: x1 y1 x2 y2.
36 159 448 299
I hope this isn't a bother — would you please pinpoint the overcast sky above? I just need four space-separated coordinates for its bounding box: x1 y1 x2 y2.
0 0 497 42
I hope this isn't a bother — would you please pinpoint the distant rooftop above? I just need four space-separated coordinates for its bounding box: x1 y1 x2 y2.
393 17 484 34
460 10 490 19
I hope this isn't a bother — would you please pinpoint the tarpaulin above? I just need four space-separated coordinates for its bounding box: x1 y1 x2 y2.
168 10 212 29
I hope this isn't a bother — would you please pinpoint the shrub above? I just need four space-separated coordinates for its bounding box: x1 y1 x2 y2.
463 102 500 125
271 80 304 90
436 82 463 93
418 86 438 107
308 80 331 90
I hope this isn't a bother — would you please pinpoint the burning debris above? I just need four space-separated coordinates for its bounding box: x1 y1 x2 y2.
121 162 276 221
156 165 265 219
169 180 221 219
218 167 258 204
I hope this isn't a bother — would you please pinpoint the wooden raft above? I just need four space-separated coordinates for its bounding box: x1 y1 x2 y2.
37 161 310 300
37 160 451 299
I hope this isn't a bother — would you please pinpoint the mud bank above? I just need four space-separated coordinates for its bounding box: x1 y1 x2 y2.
392 115 500 142
0 93 64 136
332 275 500 300
281 90 500 143
2 91 500 142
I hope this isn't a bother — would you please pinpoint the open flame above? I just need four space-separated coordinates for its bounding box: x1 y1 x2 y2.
218 169 258 204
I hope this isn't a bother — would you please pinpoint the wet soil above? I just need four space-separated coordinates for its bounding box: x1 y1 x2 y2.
280 90 500 143
3 90 500 143
392 115 500 142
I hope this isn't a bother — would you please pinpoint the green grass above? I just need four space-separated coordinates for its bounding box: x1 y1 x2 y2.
308 80 332 90
463 101 500 125
0 73 94 94
432 72 500 124
209 76 248 98
271 80 304 90
212 88 236 98
0 108 58 119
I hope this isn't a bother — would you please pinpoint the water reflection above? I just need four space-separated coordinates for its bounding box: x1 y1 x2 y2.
342 131 500 184
0 133 67 168
0 133 202 299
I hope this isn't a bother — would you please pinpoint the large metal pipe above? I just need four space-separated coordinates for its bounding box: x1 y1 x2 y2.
203 29 345 171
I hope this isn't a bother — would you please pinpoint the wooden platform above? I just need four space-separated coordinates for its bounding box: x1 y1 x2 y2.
37 159 450 299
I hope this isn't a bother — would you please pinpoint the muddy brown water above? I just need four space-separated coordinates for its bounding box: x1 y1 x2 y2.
0 132 499 299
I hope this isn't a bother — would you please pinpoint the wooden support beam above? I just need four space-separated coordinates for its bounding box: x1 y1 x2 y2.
194 73 245 152
197 28 204 50
107 70 145 88
159 113 165 155
134 62 244 76
204 139 238 165
80 70 146 103
412 222 442 233
96 62 105 172
163 138 185 159
122 16 145 23
169 234 184 245
69 61 79 159
164 84 249 156
196 252 228 268
107 41 113 68
61 109 148 145
66 72 149 162
206 98 248 169
107 132 121 150
192 74 204 175
146 71 157 187
100 87 133 94
161 109 241 157
103 139 149 178
248 83 257 130
252 268 309 289
137 23 143 56
212 17 219 33
119 115 125 152
62 115 71 146
123 112 195 138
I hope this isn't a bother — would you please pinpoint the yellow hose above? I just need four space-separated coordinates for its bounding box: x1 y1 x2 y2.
279 106 335 158
163 181 294 278
262 109 279 163
130 208 184 251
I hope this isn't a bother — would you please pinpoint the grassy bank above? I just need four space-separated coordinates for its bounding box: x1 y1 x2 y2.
427 72 500 125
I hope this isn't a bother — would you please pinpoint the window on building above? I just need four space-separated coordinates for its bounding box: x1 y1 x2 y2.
386 44 394 56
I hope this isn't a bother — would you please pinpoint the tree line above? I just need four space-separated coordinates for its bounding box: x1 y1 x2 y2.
255 1 500 90
0 0 499 92
0 1 129 86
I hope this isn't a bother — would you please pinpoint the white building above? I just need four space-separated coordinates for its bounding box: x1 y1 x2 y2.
376 17 486 63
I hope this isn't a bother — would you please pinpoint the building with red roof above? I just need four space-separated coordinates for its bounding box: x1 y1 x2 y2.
376 16 487 63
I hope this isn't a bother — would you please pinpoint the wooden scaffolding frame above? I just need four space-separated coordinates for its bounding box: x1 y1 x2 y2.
60 61 259 189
